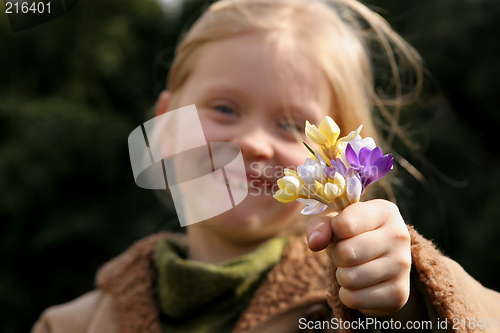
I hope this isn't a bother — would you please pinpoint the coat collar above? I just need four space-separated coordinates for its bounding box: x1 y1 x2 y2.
95 226 477 333
96 232 330 333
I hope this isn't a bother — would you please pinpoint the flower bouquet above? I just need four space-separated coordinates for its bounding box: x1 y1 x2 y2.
273 116 393 214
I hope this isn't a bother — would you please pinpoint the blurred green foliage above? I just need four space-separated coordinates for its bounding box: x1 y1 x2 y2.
368 0 500 290
0 0 181 331
0 0 499 332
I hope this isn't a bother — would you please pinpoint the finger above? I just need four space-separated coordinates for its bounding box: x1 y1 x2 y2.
330 200 397 241
335 254 411 290
306 214 336 251
339 278 410 317
330 229 391 267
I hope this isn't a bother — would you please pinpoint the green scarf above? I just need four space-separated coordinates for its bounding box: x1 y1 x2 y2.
154 236 287 333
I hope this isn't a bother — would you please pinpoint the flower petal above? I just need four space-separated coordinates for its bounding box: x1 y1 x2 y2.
298 158 326 185
348 135 376 155
326 158 348 179
300 200 328 215
358 146 372 167
332 172 346 189
297 198 319 206
305 121 330 146
297 165 311 185
318 116 340 143
337 125 363 145
370 154 393 182
368 147 383 166
345 144 359 168
313 180 325 197
284 168 299 178
334 158 347 176
346 175 362 204
282 176 300 189
336 125 363 159
273 189 298 203
324 182 342 200
314 150 327 167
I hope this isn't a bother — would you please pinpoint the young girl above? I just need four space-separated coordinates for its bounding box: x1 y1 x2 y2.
32 0 500 332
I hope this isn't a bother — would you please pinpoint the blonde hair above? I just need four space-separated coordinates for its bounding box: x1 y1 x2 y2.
167 0 423 145
163 0 425 207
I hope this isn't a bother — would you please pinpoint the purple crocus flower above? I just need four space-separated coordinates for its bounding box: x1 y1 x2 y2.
345 144 393 189
325 158 348 179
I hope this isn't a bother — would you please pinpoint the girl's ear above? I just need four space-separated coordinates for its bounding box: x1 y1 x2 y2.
155 90 171 116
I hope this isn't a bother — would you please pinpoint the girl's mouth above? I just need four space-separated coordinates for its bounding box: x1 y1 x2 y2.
212 170 273 193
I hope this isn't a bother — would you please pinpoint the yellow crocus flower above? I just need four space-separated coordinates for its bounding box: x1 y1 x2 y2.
274 176 302 203
323 172 345 201
305 116 362 161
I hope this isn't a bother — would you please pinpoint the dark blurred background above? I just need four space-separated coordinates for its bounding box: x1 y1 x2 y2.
1 0 499 332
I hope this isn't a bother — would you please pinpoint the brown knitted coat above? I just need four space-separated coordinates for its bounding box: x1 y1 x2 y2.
33 226 500 333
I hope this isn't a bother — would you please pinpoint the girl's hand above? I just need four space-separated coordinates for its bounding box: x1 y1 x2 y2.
306 199 412 318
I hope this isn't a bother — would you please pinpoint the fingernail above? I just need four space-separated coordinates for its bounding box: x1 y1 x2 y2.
308 231 322 246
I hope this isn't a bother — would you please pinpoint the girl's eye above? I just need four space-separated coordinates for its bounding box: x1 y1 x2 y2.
279 118 303 133
214 105 236 115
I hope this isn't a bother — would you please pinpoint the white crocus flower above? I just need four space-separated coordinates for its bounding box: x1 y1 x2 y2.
296 198 327 215
297 158 326 187
346 175 362 204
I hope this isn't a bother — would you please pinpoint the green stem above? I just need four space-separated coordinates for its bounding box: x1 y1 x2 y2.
302 141 315 155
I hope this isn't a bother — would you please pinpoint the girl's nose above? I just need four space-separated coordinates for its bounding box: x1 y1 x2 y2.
231 126 274 161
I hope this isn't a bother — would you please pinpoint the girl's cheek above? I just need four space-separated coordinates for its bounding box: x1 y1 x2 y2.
277 143 310 170
198 118 227 142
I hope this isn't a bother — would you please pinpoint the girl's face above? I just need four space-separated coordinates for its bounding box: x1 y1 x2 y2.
171 33 332 243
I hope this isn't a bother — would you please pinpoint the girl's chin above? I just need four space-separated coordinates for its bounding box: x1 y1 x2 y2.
202 196 300 231
202 199 273 225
